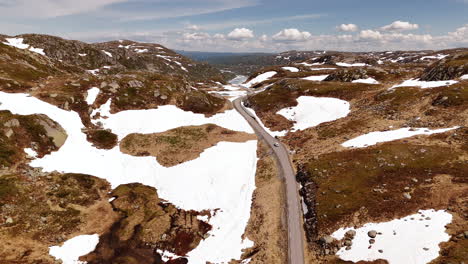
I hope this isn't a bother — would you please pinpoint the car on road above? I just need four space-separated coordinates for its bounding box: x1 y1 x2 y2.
274 142 280 147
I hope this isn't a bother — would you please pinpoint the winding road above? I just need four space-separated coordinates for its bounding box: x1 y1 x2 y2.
233 97 305 264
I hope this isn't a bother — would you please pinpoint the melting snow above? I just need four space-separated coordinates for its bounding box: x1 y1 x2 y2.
102 50 112 57
277 96 350 131
49 234 99 264
420 54 448 60
282 67 299 72
310 67 336 71
352 78 379 84
24 148 37 158
87 69 100 75
174 61 188 72
302 75 329 81
85 87 100 105
0 91 257 264
342 127 459 148
460 74 468 80
243 71 277 88
331 210 452 264
134 48 148 53
390 79 458 89
3 37 45 55
78 53 87 57
336 62 369 67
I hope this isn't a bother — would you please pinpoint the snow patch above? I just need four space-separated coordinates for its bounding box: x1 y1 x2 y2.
342 127 459 148
420 54 448 60
78 53 87 57
336 62 369 67
3 38 45 55
0 91 257 264
134 48 148 53
101 50 112 57
352 78 379 84
390 79 458 89
49 234 99 264
331 210 452 264
24 148 37 158
85 87 100 105
243 71 277 88
302 75 329 81
277 96 350 131
282 67 299 72
460 74 468 80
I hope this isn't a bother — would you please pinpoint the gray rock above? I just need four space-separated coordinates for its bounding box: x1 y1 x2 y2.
160 95 168 100
378 249 383 253
4 119 20 127
4 128 14 138
128 80 143 88
50 93 58 98
344 239 353 247
464 231 468 239
100 81 108 88
5 217 13 224
403 193 412 199
320 235 334 244
369 239 376 244
368 230 377 238
345 230 357 238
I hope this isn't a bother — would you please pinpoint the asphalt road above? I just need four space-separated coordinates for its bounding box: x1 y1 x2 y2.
233 97 305 264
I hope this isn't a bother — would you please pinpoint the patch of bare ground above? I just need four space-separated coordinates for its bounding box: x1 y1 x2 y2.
295 128 467 262
231 141 287 264
0 170 117 264
82 183 211 264
120 124 256 167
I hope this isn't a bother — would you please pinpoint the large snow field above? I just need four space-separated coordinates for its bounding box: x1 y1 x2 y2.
390 79 458 89
243 71 277 88
3 37 45 55
277 96 350 131
342 127 458 148
0 91 258 264
49 234 99 264
92 100 253 139
242 102 288 137
331 210 452 264
302 75 329 81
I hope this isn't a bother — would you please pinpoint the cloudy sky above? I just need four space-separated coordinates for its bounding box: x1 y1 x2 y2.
0 0 467 52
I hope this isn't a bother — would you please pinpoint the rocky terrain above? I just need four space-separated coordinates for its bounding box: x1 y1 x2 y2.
242 48 467 263
0 34 251 264
0 32 466 264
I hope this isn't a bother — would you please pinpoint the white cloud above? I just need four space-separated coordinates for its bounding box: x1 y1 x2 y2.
183 32 210 41
272 28 312 42
186 24 201 31
62 23 468 53
359 30 382 40
227 28 254 40
381 21 419 31
337 24 359 32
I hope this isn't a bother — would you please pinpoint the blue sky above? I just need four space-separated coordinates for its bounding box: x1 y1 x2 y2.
0 0 467 52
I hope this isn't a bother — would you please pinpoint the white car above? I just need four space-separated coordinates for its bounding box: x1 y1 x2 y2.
274 142 280 147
